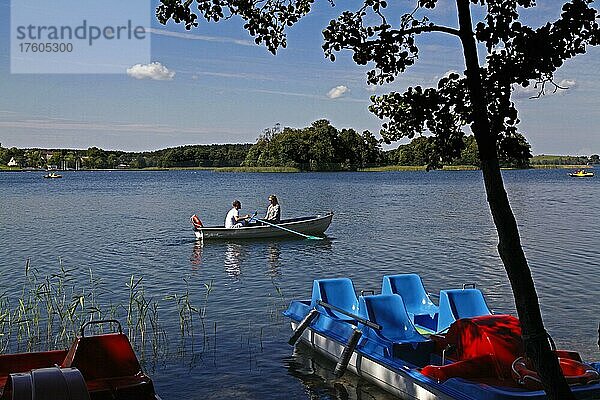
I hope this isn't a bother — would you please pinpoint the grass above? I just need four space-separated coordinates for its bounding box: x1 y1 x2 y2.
0 165 21 171
212 166 301 173
140 166 216 171
531 164 592 169
0 260 209 363
359 165 480 172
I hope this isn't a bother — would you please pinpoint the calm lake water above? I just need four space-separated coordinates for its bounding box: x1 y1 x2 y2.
1 169 599 399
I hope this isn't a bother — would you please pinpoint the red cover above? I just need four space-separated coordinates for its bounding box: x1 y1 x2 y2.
423 315 524 381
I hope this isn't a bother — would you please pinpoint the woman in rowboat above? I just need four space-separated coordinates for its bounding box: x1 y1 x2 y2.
264 195 281 223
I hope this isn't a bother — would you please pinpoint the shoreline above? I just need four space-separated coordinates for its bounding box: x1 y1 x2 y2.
0 164 594 173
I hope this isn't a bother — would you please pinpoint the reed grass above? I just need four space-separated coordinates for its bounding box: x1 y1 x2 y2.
359 165 480 172
0 259 209 364
212 166 301 173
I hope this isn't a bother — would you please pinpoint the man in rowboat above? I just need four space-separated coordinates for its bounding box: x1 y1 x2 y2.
225 200 251 228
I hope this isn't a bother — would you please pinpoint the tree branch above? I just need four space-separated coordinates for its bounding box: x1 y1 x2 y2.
398 25 461 37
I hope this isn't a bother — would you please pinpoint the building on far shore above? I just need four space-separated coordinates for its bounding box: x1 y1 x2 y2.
7 157 19 167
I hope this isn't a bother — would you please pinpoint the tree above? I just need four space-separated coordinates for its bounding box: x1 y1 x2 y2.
48 151 63 166
243 120 384 170
454 136 480 167
0 145 8 165
158 0 598 395
65 152 77 169
26 150 44 168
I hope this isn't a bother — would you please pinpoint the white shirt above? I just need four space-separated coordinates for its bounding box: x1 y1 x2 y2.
225 207 240 228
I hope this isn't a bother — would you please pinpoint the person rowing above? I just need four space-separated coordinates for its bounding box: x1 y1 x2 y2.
225 200 251 228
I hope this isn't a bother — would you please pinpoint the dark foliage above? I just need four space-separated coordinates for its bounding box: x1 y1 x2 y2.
243 120 384 170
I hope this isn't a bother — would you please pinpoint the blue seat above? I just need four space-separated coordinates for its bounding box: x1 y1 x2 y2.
437 288 492 332
359 294 426 343
310 278 359 321
382 274 439 331
358 294 433 365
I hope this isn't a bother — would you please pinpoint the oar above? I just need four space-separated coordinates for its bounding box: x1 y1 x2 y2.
247 211 258 223
256 218 323 240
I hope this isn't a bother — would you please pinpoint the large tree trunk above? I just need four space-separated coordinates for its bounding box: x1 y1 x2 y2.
455 0 574 398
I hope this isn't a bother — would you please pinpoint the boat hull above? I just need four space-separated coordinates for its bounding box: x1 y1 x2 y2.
0 323 161 400
193 213 333 240
291 321 455 400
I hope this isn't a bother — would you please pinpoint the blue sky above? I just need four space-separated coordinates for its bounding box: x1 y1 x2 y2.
0 0 598 155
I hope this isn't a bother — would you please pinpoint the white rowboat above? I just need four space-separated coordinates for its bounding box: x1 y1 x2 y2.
193 212 333 240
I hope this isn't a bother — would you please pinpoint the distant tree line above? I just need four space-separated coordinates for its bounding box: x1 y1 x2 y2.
530 154 599 166
3 122 587 171
0 144 251 169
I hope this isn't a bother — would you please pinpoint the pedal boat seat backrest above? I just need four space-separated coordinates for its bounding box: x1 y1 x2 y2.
358 294 433 365
437 288 492 332
61 332 155 398
310 278 359 321
62 333 142 380
382 274 439 329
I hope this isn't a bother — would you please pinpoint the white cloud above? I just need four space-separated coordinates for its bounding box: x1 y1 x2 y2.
148 28 254 47
558 79 577 89
126 62 175 81
327 85 349 99
443 70 460 78
0 117 237 135
513 79 577 99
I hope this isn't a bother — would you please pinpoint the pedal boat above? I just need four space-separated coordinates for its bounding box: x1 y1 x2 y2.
569 170 594 177
190 212 333 240
0 320 160 400
283 275 600 400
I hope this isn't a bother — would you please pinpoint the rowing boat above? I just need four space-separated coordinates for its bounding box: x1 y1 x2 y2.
284 274 600 400
0 320 161 400
191 212 333 240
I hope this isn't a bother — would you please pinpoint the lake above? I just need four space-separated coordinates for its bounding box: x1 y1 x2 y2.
0 169 599 399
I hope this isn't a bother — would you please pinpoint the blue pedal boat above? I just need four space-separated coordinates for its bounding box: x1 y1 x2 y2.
283 274 600 400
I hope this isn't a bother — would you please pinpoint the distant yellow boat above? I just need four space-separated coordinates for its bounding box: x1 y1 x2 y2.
569 169 594 177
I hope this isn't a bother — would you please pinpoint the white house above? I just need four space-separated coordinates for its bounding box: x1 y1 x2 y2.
7 157 18 167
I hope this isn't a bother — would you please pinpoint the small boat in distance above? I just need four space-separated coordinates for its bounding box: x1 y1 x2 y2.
0 320 161 399
569 169 594 177
191 212 333 240
43 172 62 179
284 274 600 400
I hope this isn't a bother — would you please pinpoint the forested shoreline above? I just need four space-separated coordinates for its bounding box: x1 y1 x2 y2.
1 120 597 171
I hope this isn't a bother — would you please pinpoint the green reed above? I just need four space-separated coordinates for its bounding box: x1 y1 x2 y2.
0 260 209 364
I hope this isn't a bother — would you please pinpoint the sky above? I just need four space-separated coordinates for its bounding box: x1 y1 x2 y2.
0 0 599 155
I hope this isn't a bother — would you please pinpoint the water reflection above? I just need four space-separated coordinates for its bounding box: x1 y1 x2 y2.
190 241 203 268
285 343 394 400
267 243 281 278
189 238 335 281
224 243 245 279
